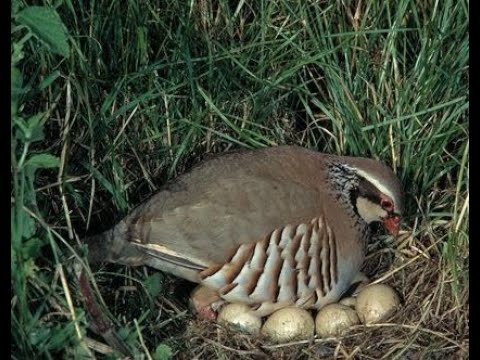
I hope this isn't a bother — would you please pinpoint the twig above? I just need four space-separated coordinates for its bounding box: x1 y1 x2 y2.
57 264 95 358
370 238 441 285
455 193 469 233
84 337 115 355
79 270 133 357
87 175 96 231
163 94 173 158
156 296 185 316
361 323 467 351
58 79 74 240
203 338 264 356
112 105 139 147
35 176 86 192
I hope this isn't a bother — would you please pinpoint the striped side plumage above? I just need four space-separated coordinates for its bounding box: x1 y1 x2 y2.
197 217 340 315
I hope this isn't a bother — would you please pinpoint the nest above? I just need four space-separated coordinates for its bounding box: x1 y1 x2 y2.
81 228 468 359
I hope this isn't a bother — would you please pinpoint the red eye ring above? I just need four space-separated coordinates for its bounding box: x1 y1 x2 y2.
381 198 394 212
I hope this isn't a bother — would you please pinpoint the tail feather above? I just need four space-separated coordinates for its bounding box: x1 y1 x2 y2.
84 229 115 263
83 221 147 266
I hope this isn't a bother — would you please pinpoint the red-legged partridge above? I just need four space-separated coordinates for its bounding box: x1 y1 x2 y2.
85 146 403 318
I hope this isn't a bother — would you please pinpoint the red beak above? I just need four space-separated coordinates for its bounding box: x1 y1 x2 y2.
383 215 401 236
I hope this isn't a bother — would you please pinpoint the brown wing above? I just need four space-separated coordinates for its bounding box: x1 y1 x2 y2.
130 180 331 277
124 146 341 281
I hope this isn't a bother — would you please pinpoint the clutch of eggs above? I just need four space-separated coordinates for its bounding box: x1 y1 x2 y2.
217 283 400 342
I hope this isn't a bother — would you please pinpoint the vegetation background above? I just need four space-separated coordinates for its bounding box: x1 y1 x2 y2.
12 0 468 358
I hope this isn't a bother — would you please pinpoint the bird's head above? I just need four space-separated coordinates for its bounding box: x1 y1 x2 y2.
328 157 404 236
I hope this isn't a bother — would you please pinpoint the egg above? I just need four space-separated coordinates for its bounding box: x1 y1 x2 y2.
338 296 357 308
217 303 262 334
315 304 359 337
261 307 315 343
356 284 400 324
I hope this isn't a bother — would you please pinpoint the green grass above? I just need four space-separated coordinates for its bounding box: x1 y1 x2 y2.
12 0 468 358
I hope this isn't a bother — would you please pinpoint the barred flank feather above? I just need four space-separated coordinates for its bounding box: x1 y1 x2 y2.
200 217 339 312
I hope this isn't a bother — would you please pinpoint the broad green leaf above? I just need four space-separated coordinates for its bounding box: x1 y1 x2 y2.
28 113 46 143
23 258 39 278
117 327 131 340
16 6 70 57
143 273 164 298
25 153 60 169
21 213 36 240
26 113 45 128
22 238 44 259
11 41 25 65
13 116 26 129
29 125 45 143
13 113 45 143
154 344 173 360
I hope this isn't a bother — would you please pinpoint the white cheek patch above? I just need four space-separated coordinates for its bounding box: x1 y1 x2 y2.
356 197 388 223
354 168 397 205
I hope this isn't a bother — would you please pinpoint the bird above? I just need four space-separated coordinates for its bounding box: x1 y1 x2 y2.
84 145 403 319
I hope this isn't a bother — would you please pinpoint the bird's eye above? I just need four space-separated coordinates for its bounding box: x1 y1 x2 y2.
381 199 394 212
